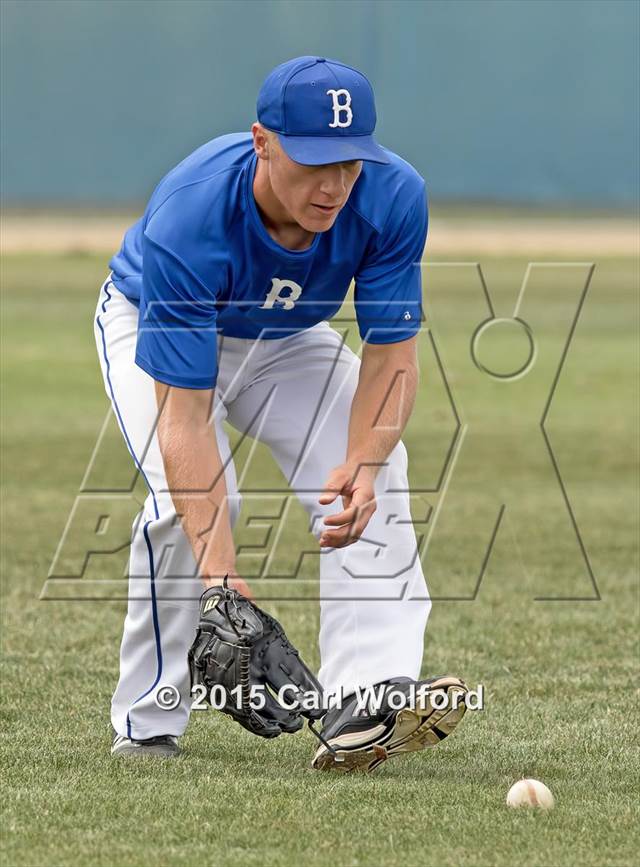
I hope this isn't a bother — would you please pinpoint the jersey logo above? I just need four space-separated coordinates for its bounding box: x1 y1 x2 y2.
260 278 303 311
327 88 353 128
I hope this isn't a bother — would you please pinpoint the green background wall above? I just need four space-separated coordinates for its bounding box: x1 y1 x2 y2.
2 0 638 205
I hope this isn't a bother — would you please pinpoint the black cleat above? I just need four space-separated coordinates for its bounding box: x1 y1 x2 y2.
311 675 467 772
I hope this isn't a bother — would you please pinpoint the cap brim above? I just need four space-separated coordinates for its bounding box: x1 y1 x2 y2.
277 133 390 165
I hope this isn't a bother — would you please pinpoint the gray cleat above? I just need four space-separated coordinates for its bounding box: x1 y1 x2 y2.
111 733 180 758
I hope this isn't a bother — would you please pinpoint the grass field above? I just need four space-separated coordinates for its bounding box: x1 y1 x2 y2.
1 235 638 866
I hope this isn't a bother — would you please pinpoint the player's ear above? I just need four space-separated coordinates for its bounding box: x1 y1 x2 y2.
252 122 270 161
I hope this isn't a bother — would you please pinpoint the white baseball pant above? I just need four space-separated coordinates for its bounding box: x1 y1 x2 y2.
94 277 431 739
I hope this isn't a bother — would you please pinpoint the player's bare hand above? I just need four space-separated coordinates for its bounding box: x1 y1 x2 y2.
318 463 377 548
202 571 254 600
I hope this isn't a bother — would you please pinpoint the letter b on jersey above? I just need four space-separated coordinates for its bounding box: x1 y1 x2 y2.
260 278 303 310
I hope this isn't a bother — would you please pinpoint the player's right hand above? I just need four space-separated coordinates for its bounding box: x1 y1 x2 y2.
318 462 378 548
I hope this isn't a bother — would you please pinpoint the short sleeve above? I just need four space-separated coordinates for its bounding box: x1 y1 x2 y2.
354 186 428 344
135 235 219 389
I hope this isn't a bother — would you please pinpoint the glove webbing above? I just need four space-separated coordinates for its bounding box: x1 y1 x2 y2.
219 577 253 715
219 576 340 758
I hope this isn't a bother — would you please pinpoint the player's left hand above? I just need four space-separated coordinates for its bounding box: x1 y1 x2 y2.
318 462 377 548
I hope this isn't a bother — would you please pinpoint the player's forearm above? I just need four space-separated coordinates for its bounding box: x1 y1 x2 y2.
158 423 237 580
347 341 419 473
154 384 236 583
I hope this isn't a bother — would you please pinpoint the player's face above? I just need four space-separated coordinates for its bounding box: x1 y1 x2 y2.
272 153 363 231
264 133 363 232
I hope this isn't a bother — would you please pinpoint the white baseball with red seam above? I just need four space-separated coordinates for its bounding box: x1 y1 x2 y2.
506 778 555 809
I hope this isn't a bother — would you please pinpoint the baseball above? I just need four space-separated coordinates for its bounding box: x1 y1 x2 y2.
506 779 555 809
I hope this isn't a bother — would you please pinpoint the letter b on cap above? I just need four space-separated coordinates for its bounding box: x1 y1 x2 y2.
327 89 353 128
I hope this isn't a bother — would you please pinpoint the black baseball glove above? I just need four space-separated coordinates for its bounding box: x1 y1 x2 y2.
188 577 325 738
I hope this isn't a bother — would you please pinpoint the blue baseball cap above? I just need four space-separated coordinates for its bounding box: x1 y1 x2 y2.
257 56 389 166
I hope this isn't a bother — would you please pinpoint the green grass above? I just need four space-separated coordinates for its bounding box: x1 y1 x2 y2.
1 249 638 867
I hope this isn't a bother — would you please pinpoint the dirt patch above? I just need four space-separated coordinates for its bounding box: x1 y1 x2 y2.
1 209 637 256
429 217 638 256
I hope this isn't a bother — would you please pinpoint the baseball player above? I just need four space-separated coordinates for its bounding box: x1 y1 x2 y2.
96 56 466 771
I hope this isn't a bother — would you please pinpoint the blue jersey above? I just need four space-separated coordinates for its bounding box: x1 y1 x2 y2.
110 133 428 390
